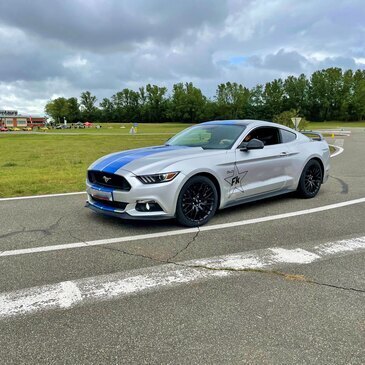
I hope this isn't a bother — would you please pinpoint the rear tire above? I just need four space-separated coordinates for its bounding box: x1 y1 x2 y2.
297 159 323 198
176 176 218 227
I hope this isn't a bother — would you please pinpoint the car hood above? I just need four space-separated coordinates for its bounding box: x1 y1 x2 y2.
89 145 225 175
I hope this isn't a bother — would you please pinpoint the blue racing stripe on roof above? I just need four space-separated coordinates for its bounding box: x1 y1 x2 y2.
93 145 188 174
202 120 240 125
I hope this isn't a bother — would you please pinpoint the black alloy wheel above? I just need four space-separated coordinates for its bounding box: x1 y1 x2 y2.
297 159 323 198
176 176 218 227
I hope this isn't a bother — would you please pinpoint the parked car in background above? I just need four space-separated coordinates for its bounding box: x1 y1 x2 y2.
23 127 33 131
55 124 71 129
39 127 49 131
73 122 85 128
9 127 21 131
86 120 330 227
0 126 9 132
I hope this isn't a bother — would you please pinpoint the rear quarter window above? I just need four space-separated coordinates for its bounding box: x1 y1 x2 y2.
280 129 297 143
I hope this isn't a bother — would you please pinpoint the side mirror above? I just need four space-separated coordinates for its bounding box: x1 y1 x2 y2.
239 138 264 151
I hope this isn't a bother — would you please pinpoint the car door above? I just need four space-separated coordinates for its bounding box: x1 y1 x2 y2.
228 126 290 202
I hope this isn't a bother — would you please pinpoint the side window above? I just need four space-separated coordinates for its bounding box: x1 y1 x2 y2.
245 127 280 146
280 129 297 143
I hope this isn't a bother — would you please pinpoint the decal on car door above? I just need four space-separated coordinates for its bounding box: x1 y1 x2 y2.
225 163 248 197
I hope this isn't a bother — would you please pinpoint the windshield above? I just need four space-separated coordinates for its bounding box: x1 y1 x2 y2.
167 124 246 150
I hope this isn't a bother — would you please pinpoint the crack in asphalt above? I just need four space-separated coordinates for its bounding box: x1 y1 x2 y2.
183 265 365 294
307 280 365 294
68 227 202 265
0 216 65 241
167 227 200 261
67 231 167 265
0 215 64 256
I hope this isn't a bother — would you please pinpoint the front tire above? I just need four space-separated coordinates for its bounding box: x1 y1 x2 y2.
297 159 323 198
176 176 218 227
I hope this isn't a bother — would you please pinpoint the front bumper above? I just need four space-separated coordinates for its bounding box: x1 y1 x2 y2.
86 169 185 220
85 200 171 220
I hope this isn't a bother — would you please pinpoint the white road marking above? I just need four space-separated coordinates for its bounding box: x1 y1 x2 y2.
269 248 321 264
1 236 364 318
330 145 344 158
1 197 365 258
0 191 85 202
315 236 365 254
318 130 351 136
59 281 82 308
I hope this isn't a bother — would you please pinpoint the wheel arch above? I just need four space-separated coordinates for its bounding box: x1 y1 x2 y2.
192 172 222 208
310 157 325 183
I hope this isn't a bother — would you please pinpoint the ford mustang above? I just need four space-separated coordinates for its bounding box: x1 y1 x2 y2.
86 120 330 226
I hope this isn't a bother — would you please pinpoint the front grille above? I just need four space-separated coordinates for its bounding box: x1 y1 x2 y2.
88 170 131 191
91 196 128 210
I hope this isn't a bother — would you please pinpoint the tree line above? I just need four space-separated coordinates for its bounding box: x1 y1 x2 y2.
45 67 365 124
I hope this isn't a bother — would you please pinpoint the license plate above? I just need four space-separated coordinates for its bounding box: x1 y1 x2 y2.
88 188 113 201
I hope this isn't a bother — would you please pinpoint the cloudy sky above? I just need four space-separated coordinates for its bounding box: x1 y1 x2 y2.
0 0 364 115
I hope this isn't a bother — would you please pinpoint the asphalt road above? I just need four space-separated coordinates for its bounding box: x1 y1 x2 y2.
0 129 364 364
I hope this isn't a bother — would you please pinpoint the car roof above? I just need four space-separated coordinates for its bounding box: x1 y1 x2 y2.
201 119 276 128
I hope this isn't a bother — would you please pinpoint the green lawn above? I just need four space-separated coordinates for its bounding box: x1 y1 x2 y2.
0 123 190 198
307 121 365 129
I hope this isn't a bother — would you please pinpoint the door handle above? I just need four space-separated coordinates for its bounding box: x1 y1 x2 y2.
280 152 288 157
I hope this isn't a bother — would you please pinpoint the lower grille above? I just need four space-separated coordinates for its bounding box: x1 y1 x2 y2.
91 196 128 210
88 170 131 191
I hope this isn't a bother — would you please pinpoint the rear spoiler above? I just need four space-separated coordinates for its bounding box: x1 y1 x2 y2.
301 131 324 141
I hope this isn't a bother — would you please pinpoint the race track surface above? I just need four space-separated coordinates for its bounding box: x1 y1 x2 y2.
0 129 364 364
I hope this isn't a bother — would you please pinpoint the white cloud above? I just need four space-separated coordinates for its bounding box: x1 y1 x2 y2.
0 0 364 113
63 55 88 68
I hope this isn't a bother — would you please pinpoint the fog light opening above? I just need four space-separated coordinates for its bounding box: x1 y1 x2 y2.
136 200 163 212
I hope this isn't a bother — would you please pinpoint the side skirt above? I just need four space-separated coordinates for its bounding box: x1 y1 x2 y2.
221 188 296 210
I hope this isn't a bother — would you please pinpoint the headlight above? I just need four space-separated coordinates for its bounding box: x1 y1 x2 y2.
137 172 180 184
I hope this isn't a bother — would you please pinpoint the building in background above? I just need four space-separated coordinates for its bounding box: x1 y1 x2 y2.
0 110 47 128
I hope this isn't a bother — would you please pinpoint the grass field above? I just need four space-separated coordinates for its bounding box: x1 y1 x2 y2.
0 121 360 198
0 123 190 198
308 121 365 129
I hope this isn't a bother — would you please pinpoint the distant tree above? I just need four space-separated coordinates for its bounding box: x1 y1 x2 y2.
308 68 343 121
283 74 309 115
45 67 365 125
169 82 207 123
45 97 68 123
99 97 115 122
143 84 169 123
262 79 285 119
66 97 81 123
247 85 265 120
351 70 365 120
111 89 141 123
80 91 98 122
215 82 250 120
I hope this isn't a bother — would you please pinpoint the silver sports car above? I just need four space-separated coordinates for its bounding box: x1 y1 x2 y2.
86 120 330 226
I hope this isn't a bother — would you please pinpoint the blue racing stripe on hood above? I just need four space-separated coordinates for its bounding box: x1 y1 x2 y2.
93 145 188 173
